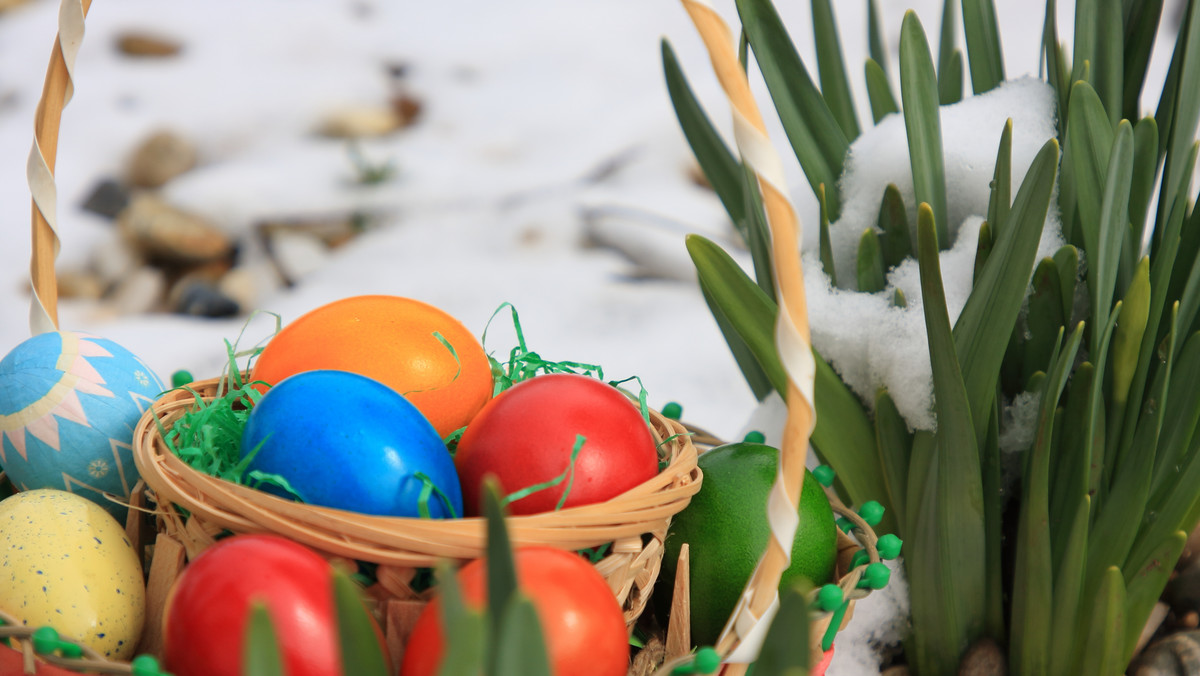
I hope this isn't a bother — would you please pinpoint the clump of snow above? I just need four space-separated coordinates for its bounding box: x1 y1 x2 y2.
800 77 1064 430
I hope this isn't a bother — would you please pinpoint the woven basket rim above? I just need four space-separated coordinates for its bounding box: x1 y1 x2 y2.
132 376 702 567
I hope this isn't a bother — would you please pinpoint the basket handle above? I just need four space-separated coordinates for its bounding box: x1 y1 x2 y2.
28 0 95 335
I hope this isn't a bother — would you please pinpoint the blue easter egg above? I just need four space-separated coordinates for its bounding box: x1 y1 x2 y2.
241 369 463 518
0 331 164 520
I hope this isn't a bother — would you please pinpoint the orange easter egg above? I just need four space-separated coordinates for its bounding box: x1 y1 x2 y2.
250 296 493 438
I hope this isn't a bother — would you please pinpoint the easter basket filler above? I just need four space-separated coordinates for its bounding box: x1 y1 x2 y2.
0 0 893 674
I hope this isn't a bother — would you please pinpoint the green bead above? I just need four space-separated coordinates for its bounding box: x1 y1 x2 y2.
859 500 885 526
836 517 854 533
171 369 194 388
742 430 766 443
877 533 903 559
859 562 891 589
131 655 166 676
31 626 59 654
816 583 843 611
661 402 684 420
813 464 836 487
694 646 721 673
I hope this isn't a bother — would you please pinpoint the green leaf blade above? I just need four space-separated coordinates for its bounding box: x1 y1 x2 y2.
333 571 390 676
900 11 949 245
961 0 1006 94
243 604 285 676
812 0 860 140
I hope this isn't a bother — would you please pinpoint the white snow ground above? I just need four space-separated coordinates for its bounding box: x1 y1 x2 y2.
0 0 1185 673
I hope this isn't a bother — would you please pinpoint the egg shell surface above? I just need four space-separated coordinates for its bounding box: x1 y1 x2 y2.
241 369 463 517
0 332 164 520
0 489 145 659
248 295 493 437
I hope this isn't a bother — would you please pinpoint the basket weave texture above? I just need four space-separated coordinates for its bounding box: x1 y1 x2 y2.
132 376 702 628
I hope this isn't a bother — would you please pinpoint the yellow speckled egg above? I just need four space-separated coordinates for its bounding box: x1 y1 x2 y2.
0 489 144 659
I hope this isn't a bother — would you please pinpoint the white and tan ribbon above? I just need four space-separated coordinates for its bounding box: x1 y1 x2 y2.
679 0 819 669
28 0 90 335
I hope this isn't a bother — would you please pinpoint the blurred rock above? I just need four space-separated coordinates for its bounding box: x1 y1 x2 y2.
0 0 33 12
391 93 422 128
218 262 283 314
119 194 232 265
89 233 141 287
116 31 183 58
55 270 104 300
127 130 197 188
169 279 240 318
81 178 130 219
109 266 166 315
1167 557 1200 611
957 638 1006 676
1129 631 1200 675
265 229 331 285
318 105 405 138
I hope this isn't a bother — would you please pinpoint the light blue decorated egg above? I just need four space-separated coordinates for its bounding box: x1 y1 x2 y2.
0 331 164 521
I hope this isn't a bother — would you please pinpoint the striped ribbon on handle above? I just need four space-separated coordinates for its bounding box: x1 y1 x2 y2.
28 0 93 335
678 0 819 669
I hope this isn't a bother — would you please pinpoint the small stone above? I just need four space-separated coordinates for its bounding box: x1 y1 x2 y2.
118 194 232 265
1129 631 1200 675
266 230 331 285
217 262 283 313
116 31 183 58
391 93 422 128
257 216 365 250
80 179 130 219
55 270 104 300
108 266 166 315
90 233 141 286
318 105 405 138
169 280 240 318
957 637 1006 676
127 130 197 188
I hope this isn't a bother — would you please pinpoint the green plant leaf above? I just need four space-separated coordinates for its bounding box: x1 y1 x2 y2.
1093 122 1137 374
1123 0 1166 122
737 0 849 220
981 396 1005 640
865 58 900 124
1151 0 1189 163
877 183 913 267
243 604 285 676
1155 0 1200 241
1152 314 1200 498
1129 117 1159 247
1095 0 1124 126
1080 567 1127 676
857 228 887 293
1053 245 1080 322
754 581 812 675
868 0 890 74
700 283 774 401
482 478 517 673
1068 83 1116 340
1023 258 1066 385
900 12 949 245
1049 363 1097 556
937 0 962 104
972 220 993 286
818 183 837 287
985 119 1013 241
1011 323 1083 675
1048 495 1090 676
955 139 1060 450
961 0 1005 94
1122 531 1187 664
812 0 860 140
493 595 553 676
333 571 390 676
435 563 486 676
742 162 778 299
874 388 912 535
1108 257 1151 477
662 40 746 230
687 234 891 523
906 204 986 676
1070 0 1099 88
1042 0 1070 124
